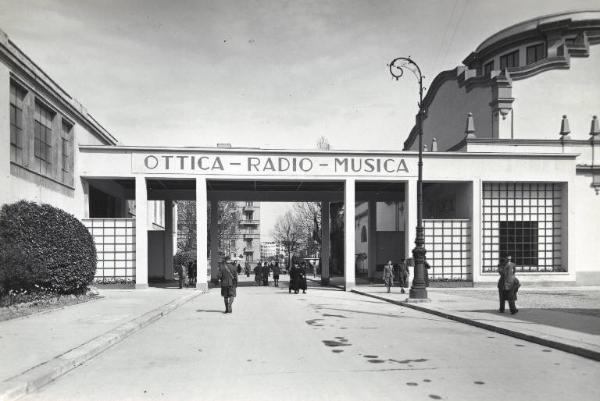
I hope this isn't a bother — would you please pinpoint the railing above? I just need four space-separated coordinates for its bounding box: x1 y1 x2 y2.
239 219 259 225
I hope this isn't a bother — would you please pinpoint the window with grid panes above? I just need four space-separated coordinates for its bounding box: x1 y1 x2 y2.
500 50 519 69
61 121 72 183
10 83 27 165
481 183 563 273
526 43 545 65
34 102 54 176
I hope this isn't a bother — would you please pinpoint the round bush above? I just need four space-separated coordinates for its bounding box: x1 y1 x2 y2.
0 201 97 294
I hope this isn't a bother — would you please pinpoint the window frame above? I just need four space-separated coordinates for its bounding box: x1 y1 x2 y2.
499 50 520 70
9 83 27 165
34 101 55 175
483 60 494 76
526 43 546 65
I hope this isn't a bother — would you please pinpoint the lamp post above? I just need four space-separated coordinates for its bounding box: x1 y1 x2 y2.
388 56 428 299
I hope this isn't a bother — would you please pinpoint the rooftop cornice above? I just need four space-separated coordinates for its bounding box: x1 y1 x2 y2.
78 144 578 159
0 29 119 145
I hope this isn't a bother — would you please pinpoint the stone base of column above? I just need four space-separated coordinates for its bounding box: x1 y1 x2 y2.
320 277 330 286
135 283 149 289
195 282 209 293
344 283 355 292
404 297 431 303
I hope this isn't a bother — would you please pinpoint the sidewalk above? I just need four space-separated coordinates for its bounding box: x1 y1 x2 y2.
351 285 600 361
0 287 200 401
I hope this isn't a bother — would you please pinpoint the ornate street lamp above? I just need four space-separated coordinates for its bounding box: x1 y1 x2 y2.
388 56 428 299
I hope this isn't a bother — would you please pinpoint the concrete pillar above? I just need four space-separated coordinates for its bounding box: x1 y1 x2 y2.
173 202 178 253
210 200 220 284
406 179 417 279
82 180 90 218
344 178 356 291
320 201 330 285
471 180 481 284
367 200 377 281
135 176 148 289
163 200 174 280
195 177 209 292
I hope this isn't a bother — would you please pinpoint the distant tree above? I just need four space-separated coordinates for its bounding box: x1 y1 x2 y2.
316 136 331 150
292 202 321 257
177 201 240 258
272 210 302 268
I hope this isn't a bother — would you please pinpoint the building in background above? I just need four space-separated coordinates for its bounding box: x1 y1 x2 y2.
223 201 261 263
260 240 282 261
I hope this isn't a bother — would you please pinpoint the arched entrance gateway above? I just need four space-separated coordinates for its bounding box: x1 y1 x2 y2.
78 145 575 290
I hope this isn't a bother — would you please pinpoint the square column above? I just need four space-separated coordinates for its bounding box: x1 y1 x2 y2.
163 200 175 280
196 177 209 292
210 200 220 284
135 176 148 289
471 180 482 283
320 201 330 285
367 200 377 280
344 178 356 291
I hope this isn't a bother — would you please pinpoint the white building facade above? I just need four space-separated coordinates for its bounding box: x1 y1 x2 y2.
3 11 600 290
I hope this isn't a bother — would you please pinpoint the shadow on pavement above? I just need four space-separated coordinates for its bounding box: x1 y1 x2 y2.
465 308 600 335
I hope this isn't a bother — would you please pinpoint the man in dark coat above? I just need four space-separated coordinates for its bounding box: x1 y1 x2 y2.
498 256 519 314
397 260 409 294
219 257 238 314
272 262 280 287
299 262 308 294
289 263 299 294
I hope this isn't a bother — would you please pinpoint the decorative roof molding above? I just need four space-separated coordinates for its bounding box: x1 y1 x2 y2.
0 28 119 145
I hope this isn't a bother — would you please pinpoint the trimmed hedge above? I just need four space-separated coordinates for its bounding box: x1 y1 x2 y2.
0 201 97 295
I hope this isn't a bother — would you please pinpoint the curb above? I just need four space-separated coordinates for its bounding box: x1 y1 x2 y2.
0 291 201 401
351 289 600 362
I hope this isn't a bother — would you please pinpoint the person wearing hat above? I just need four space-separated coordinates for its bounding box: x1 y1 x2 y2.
219 256 238 314
383 260 394 293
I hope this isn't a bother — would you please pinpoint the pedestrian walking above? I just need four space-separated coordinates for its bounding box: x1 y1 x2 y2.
245 262 251 277
498 256 520 314
189 260 197 287
175 263 184 289
237 263 242 274
398 259 409 294
289 263 300 294
254 262 261 286
262 262 269 286
219 256 238 314
383 260 394 293
272 262 280 287
424 260 430 287
299 262 308 294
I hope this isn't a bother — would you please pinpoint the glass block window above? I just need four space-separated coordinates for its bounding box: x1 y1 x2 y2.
424 219 471 281
34 102 54 176
482 182 563 273
10 83 27 165
83 218 136 282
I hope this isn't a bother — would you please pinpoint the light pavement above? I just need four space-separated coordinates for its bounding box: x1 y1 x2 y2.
22 282 600 401
352 285 600 360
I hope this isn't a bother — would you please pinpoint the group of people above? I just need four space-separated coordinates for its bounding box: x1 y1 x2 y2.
382 259 411 293
253 261 281 287
288 262 308 294
175 259 197 289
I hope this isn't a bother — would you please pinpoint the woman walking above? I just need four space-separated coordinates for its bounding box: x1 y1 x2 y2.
219 257 238 314
398 260 409 294
383 260 394 293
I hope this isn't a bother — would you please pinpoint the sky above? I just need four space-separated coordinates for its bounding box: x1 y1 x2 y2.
2 0 599 151
2 0 599 238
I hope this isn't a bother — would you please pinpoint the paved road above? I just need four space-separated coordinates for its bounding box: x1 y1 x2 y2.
26 282 600 401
